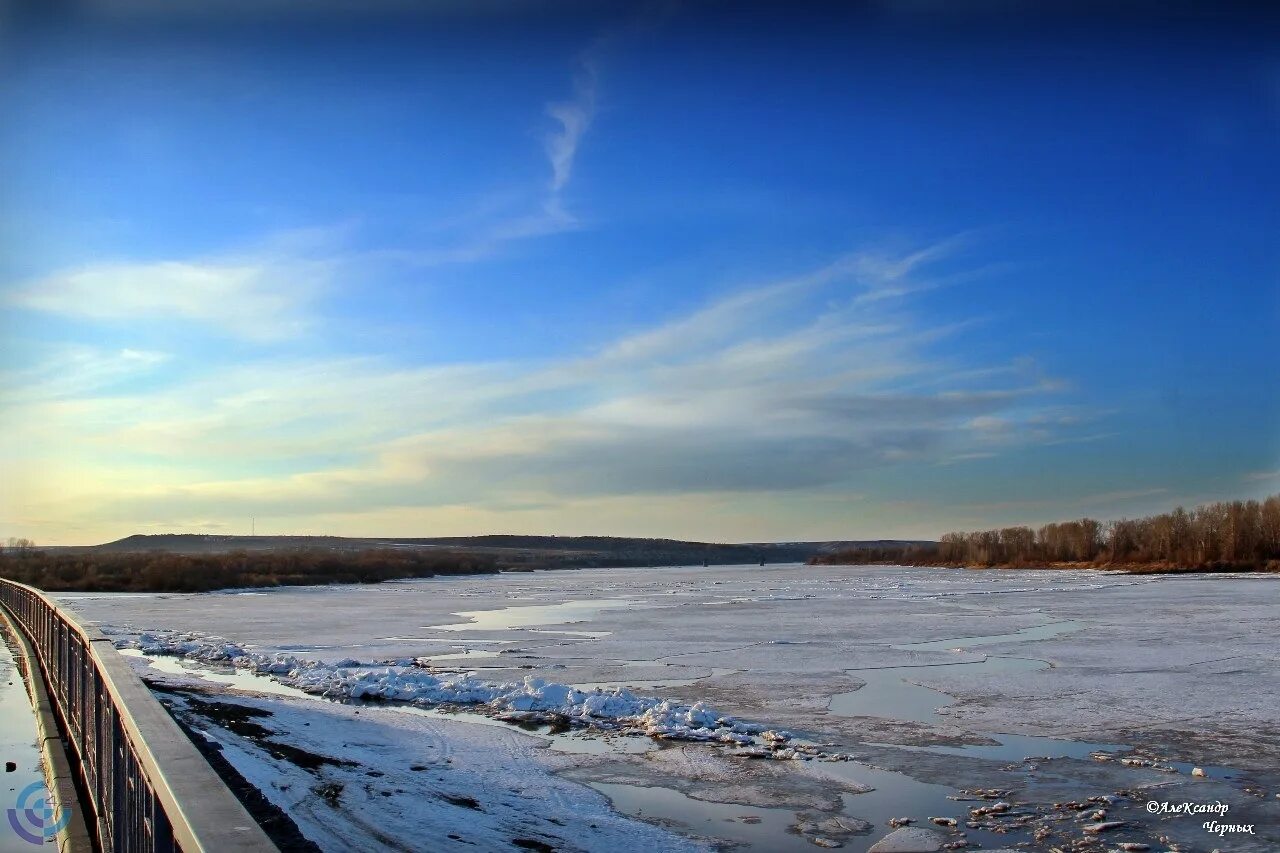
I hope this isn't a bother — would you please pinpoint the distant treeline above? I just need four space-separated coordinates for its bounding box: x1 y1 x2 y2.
812 494 1280 573
811 543 942 565
0 547 499 593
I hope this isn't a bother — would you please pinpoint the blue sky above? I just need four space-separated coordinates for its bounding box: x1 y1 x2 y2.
2 1 1277 544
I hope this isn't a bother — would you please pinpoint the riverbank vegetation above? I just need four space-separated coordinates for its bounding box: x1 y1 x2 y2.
812 494 1280 573
0 547 500 593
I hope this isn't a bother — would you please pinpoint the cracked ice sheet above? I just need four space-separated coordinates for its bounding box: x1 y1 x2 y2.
162 688 707 853
60 564 1280 769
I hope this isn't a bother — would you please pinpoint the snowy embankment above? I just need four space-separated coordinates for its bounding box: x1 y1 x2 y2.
164 689 711 853
122 630 848 761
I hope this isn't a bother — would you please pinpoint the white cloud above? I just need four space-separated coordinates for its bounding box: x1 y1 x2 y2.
3 243 1091 540
373 199 578 268
363 40 604 271
545 56 598 194
0 345 170 405
1081 488 1169 504
8 253 328 341
119 348 169 364
967 415 1011 434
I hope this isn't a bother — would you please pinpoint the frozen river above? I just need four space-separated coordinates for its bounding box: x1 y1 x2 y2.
61 564 1280 852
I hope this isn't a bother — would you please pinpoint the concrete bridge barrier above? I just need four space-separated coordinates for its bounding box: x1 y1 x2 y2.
0 579 278 853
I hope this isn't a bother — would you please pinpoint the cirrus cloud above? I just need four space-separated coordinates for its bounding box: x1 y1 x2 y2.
8 252 329 342
2 240 1096 542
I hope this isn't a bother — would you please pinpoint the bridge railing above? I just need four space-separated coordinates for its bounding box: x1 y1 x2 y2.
0 578 278 853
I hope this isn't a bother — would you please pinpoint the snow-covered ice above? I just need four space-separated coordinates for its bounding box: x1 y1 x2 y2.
122 629 786 747
61 564 1280 852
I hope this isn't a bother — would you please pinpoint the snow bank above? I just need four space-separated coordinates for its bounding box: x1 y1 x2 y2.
164 690 710 853
122 630 836 754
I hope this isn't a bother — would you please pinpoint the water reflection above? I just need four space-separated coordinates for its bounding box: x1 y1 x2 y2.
1 630 46 853
425 598 638 633
830 656 1046 723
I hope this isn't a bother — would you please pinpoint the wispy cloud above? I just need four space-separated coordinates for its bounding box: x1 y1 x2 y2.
0 345 170 405
368 201 577 268
1244 469 1280 482
7 250 329 342
366 37 607 270
1083 488 1170 504
385 14 670 271
3 242 1089 540
545 52 598 195
951 487 1169 516
598 247 951 365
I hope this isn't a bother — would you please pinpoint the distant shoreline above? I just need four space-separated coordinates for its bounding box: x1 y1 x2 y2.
0 533 932 593
806 556 1280 574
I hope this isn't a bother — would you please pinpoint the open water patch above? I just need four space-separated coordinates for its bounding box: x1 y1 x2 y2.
424 599 639 633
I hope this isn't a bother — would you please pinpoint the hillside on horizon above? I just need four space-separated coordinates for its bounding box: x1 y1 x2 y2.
57 533 938 566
